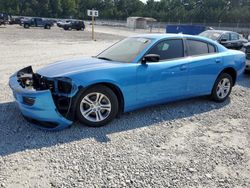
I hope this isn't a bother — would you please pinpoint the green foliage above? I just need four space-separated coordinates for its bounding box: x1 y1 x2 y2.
0 0 250 23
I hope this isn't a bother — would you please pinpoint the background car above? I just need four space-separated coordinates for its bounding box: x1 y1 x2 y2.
0 12 10 25
23 17 53 29
57 19 72 28
9 34 246 130
243 42 250 72
9 16 22 25
199 30 248 50
62 20 85 31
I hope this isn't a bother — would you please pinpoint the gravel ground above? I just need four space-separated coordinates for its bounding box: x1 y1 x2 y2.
0 25 250 188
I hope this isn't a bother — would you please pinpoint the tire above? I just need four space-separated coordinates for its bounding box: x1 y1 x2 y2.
76 86 119 127
24 24 29 29
44 25 51 29
211 73 233 102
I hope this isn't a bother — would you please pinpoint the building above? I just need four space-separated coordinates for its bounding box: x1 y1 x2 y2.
127 17 157 29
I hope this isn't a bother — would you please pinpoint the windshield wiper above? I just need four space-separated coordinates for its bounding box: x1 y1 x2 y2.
97 57 113 61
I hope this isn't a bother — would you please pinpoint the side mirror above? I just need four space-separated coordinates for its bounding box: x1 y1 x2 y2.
141 54 160 64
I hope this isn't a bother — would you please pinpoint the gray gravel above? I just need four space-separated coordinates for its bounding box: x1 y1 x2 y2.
0 25 250 188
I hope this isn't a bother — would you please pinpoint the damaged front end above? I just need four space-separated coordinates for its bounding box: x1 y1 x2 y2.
9 66 79 130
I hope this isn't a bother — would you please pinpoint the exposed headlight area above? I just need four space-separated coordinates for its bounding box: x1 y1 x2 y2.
16 66 77 121
17 67 74 95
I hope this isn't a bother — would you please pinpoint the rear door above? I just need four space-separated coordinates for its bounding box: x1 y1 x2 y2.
36 18 43 26
186 39 222 96
230 32 243 49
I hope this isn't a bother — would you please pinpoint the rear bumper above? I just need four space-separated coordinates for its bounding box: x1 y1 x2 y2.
9 68 73 131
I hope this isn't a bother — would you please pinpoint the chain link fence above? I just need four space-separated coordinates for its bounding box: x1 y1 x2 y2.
94 19 250 36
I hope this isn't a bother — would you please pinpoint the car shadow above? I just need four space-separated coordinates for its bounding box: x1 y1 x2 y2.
238 73 250 88
0 96 230 157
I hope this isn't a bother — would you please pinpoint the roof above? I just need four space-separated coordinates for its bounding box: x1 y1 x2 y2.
204 29 234 34
131 33 220 44
127 17 157 22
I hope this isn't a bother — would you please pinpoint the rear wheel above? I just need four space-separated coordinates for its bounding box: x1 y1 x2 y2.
24 24 29 29
211 73 233 102
76 86 119 127
44 24 51 29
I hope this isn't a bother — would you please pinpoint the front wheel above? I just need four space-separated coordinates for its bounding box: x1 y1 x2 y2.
211 73 233 102
76 86 119 127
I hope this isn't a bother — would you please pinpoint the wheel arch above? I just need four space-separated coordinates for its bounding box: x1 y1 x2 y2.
219 67 237 86
89 82 125 116
72 82 125 120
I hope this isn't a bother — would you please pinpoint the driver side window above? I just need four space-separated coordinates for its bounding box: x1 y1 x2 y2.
148 39 184 61
221 33 230 41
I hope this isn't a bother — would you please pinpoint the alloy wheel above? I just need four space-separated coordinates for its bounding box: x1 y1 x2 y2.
216 78 231 99
80 92 112 122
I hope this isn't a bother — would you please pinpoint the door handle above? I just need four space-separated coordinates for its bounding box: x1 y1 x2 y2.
215 59 221 64
180 65 187 71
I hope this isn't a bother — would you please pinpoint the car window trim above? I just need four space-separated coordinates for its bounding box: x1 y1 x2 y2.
139 38 186 63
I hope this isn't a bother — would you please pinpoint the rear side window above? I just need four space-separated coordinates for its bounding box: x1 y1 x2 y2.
148 39 184 60
187 40 216 56
187 40 208 56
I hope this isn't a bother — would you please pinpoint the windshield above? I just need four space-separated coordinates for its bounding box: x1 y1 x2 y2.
97 37 152 63
199 31 222 40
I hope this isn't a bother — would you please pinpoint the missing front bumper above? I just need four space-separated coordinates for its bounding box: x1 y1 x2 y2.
9 66 73 130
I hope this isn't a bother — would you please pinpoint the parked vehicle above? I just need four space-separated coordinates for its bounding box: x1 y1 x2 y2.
243 43 250 72
23 17 53 29
9 34 246 130
9 16 22 25
57 20 72 28
0 13 9 25
199 30 248 50
62 20 85 31
166 24 206 35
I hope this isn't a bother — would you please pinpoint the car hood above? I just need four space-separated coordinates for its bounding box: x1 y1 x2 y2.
37 57 124 78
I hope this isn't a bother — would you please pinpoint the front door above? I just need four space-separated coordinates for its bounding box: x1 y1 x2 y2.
136 39 189 106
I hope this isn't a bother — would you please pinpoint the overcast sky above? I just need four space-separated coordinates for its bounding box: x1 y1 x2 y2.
140 0 160 3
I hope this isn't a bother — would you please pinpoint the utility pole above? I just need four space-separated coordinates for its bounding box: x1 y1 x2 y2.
92 8 95 41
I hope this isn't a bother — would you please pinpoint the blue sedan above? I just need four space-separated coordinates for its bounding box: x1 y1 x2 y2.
9 34 246 130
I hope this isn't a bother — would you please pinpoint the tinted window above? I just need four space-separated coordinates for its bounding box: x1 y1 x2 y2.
208 44 216 53
187 40 209 56
148 39 184 60
231 33 239 40
221 33 230 41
